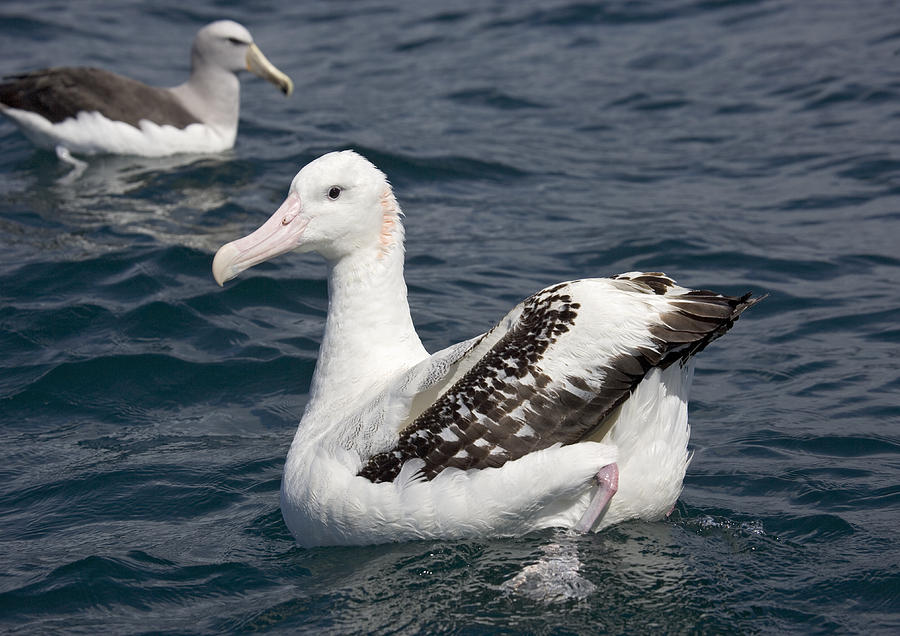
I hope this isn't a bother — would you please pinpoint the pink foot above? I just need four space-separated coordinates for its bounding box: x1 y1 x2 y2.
574 463 619 533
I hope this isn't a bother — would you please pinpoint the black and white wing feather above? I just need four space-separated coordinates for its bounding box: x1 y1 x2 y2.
358 273 762 483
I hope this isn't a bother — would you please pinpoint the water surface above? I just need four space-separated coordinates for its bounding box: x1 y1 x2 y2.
1 0 898 633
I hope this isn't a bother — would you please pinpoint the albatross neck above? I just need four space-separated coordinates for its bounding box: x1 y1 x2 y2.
169 64 240 131
306 241 428 413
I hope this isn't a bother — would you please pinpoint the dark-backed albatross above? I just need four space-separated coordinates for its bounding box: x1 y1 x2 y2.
212 150 763 547
0 20 293 159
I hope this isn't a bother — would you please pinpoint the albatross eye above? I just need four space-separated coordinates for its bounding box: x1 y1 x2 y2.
327 186 342 200
227 37 247 46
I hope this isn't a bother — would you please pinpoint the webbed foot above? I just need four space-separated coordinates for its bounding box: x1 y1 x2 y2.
574 463 619 533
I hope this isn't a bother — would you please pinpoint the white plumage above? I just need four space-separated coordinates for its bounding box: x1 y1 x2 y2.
212 150 761 548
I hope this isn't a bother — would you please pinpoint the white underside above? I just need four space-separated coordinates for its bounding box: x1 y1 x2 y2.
1 106 235 157
280 364 693 548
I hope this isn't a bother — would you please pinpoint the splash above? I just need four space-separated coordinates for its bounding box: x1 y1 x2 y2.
500 541 597 602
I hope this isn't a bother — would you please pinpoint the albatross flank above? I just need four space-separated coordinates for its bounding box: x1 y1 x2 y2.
211 150 764 548
0 20 293 158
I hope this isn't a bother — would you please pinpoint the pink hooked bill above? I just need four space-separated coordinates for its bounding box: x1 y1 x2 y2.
212 192 307 286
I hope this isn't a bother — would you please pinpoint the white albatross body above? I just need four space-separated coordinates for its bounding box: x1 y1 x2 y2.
0 20 292 157
212 150 761 548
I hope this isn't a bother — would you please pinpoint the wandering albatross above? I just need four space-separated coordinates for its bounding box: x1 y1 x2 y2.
212 150 763 548
0 20 293 159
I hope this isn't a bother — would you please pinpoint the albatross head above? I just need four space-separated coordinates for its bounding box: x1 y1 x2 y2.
213 150 403 285
193 20 293 96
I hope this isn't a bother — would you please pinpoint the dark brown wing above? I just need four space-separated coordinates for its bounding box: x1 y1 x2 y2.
0 67 199 128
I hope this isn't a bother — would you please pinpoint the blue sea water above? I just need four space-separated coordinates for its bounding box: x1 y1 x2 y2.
1 0 899 633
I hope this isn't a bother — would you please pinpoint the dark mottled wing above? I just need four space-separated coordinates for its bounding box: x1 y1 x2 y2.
0 67 199 128
358 274 763 483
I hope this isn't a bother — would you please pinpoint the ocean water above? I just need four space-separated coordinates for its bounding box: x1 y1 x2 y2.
1 0 898 633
